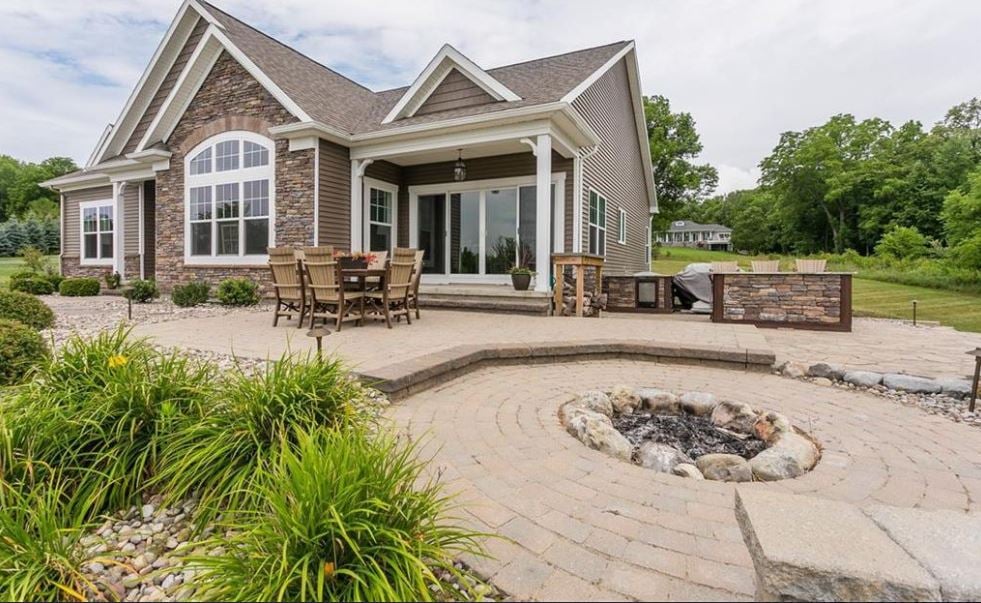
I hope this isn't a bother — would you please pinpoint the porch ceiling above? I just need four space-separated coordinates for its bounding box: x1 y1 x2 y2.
381 139 530 166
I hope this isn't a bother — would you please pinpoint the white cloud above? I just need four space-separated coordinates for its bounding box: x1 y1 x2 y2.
715 164 761 195
1 0 980 184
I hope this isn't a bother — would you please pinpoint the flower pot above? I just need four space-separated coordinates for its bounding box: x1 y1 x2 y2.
511 272 532 291
338 257 368 270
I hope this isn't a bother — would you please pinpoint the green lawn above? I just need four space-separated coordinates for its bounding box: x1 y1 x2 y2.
652 247 981 333
0 255 58 288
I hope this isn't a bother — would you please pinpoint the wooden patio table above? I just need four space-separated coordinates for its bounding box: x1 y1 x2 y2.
340 267 388 323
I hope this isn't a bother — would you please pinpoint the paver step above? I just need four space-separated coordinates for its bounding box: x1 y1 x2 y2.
418 294 551 315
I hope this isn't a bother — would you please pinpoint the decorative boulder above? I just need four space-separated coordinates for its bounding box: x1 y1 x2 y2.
672 463 704 480
710 400 758 434
609 385 642 415
882 374 942 394
843 371 883 388
679 391 717 416
749 433 820 481
936 378 973 399
780 361 807 379
561 405 611 427
696 453 753 482
565 413 632 460
635 442 693 473
807 363 844 381
636 388 681 414
575 390 613 416
753 411 792 444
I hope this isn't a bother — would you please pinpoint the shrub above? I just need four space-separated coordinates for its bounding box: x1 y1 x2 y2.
0 328 216 516
0 290 55 329
124 279 159 303
44 270 64 291
104 271 121 290
0 478 95 601
171 281 210 307
155 354 365 517
949 232 981 270
191 426 483 602
0 319 49 386
216 277 260 306
59 277 100 297
875 226 928 260
10 276 55 295
18 245 49 273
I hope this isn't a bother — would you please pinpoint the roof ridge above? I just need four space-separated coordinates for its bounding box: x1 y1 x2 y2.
196 0 375 94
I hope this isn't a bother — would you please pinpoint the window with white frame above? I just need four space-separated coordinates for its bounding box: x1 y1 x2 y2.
80 200 115 264
185 132 274 262
368 187 394 251
588 190 607 256
617 207 627 244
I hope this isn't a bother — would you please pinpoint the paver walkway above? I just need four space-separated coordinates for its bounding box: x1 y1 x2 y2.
389 360 981 601
132 308 981 380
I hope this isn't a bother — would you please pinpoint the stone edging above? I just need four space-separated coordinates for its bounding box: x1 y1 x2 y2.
356 340 776 400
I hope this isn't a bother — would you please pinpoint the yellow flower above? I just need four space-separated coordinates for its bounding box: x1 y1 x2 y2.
108 355 129 368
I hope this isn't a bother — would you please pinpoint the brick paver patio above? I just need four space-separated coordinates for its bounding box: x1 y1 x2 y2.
131 308 981 380
389 360 981 601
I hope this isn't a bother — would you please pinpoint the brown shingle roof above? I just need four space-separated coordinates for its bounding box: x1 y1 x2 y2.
197 2 629 135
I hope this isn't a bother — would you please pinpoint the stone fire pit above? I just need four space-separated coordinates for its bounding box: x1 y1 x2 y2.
559 387 821 481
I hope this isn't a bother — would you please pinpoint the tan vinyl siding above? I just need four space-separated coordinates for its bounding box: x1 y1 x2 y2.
124 184 140 255
573 59 650 275
123 17 207 154
414 69 498 117
317 139 351 249
62 185 113 257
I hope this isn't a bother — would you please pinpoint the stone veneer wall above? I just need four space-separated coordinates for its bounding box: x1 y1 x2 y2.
713 273 851 331
61 255 141 281
154 51 313 292
603 275 672 312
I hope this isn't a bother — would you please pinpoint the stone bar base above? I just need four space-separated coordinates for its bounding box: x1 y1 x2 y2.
712 272 852 331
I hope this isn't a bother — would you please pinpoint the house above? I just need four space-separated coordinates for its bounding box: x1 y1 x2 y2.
43 0 656 293
655 220 732 251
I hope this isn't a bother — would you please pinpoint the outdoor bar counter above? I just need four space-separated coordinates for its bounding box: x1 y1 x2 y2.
710 271 853 332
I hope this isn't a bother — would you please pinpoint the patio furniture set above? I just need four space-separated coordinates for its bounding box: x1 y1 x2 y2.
268 247 425 331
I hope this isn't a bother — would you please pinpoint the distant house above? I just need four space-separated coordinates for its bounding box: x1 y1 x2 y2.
42 0 657 293
655 220 732 250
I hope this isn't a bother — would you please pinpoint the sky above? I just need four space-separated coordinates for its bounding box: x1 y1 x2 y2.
1 0 980 194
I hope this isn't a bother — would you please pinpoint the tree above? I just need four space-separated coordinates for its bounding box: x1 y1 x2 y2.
875 225 928 259
941 166 981 246
0 155 77 220
643 95 718 228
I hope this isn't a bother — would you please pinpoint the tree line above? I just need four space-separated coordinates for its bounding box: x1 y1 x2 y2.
651 97 981 270
0 155 77 257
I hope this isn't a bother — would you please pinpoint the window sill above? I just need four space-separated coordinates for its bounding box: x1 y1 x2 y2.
183 255 269 268
79 258 114 267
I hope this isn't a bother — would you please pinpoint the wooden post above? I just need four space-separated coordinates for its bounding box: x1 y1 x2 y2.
553 260 562 315
576 264 585 317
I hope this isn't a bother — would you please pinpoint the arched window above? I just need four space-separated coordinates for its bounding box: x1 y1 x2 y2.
184 131 274 264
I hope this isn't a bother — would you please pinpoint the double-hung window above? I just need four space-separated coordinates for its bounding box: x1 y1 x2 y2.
368 187 394 252
588 190 607 256
185 132 274 263
80 200 115 265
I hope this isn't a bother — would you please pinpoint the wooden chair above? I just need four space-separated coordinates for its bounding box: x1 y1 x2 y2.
268 247 308 328
363 250 388 289
365 247 416 328
710 261 739 273
751 260 781 272
407 249 425 319
795 259 827 273
303 246 362 331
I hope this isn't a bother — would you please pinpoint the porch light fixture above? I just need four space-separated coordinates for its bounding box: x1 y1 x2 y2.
453 149 467 182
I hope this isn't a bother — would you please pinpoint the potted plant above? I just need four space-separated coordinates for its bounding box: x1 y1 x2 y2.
333 250 377 270
104 270 121 290
509 265 535 291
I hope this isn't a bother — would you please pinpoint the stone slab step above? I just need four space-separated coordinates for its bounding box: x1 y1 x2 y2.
418 295 551 315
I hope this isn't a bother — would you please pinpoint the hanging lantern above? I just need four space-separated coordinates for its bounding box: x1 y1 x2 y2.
453 149 467 182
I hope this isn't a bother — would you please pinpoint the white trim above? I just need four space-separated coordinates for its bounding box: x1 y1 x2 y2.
363 177 399 253
87 124 113 169
313 143 320 246
137 26 311 152
383 44 520 124
587 188 608 257
138 182 145 279
78 197 116 267
182 131 276 266
617 206 627 244
560 42 635 104
534 134 551 292
93 1 202 165
553 173 566 254
351 120 559 162
59 193 65 263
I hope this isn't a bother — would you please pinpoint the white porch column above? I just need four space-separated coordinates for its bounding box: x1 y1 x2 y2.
114 182 127 278
534 134 552 292
350 159 374 252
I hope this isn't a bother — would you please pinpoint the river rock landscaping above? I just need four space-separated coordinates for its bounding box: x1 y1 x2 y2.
778 361 980 427
560 387 822 481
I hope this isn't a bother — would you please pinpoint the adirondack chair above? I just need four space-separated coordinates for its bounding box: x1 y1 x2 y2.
303 246 363 331
365 247 416 328
267 247 308 328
